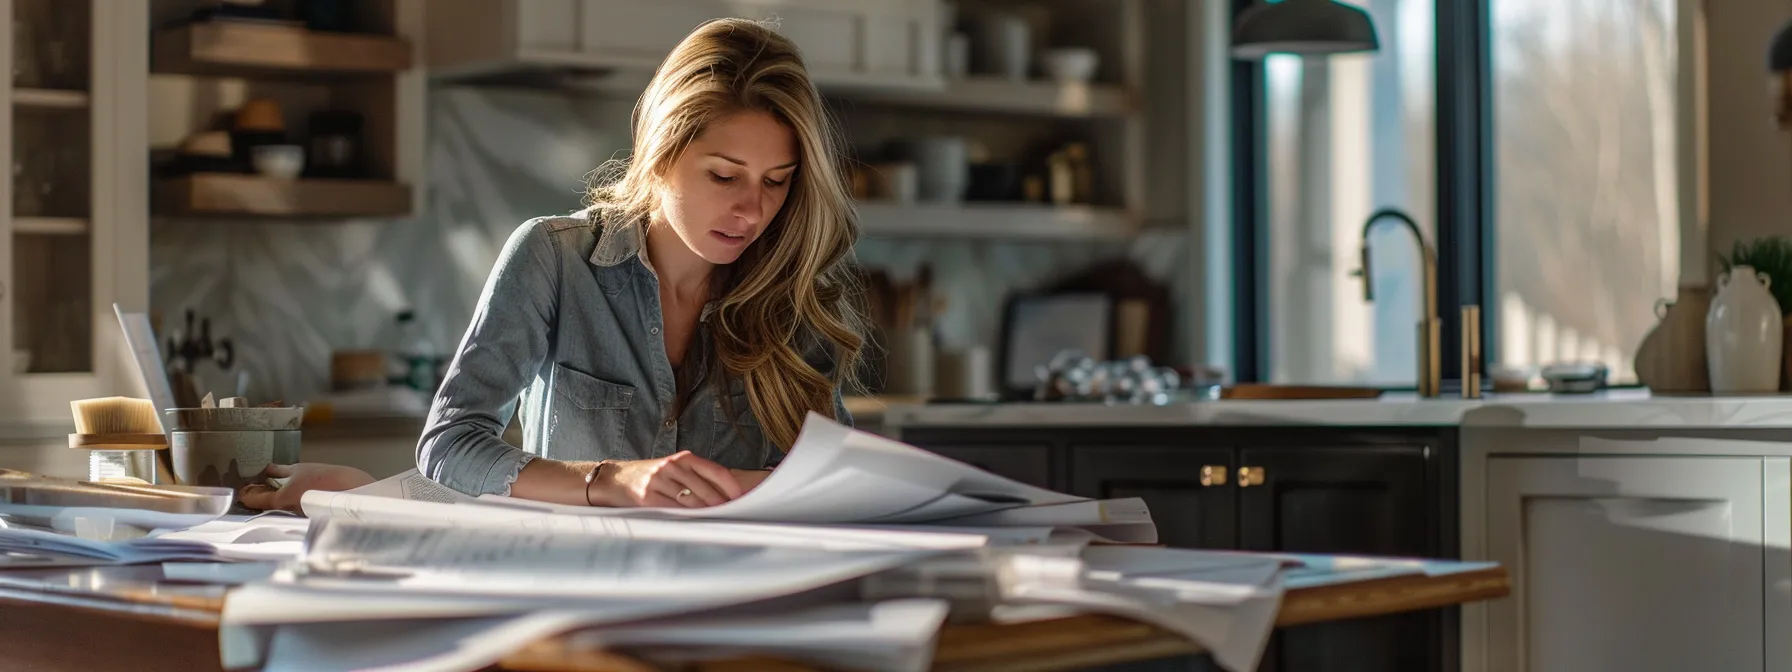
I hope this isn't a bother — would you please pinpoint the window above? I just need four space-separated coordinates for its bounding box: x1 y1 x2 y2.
1235 0 1692 389
1490 0 1680 384
1262 0 1435 386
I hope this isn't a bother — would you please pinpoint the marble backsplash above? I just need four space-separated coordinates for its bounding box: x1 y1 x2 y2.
151 85 1188 405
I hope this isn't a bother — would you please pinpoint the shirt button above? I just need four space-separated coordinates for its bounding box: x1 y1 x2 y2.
664 419 675 429
649 327 660 335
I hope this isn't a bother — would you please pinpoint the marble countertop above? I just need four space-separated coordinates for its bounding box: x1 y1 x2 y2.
14 390 1792 442
880 389 1792 429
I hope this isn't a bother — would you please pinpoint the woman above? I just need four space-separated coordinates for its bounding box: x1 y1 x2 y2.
240 18 867 512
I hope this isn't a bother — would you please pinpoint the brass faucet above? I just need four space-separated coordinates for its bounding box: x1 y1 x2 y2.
1355 208 1442 398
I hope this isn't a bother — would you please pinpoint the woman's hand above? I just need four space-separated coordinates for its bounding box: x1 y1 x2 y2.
730 469 773 494
590 451 743 508
237 463 376 514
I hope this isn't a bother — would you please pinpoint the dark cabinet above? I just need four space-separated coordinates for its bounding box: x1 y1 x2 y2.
1237 445 1438 672
923 443 1053 490
900 425 1458 672
1236 445 1429 553
1071 445 1237 549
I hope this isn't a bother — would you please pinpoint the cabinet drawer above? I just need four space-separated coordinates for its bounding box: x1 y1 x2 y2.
579 0 717 61
757 6 857 73
578 0 857 71
516 0 579 52
1485 456 1765 672
1070 445 1236 550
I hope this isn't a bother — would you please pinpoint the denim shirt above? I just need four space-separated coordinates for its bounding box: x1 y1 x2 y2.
417 211 851 497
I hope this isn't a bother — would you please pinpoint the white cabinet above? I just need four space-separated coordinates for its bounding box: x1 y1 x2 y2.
426 0 942 89
0 0 150 425
1484 455 1782 671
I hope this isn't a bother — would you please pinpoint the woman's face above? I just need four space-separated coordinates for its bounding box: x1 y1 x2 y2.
658 110 798 265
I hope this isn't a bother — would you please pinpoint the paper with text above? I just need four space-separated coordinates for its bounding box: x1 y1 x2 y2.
249 598 947 672
300 490 1006 551
1013 547 1286 672
297 519 943 600
476 413 1140 531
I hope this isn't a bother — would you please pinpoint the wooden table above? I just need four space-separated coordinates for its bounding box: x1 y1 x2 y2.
0 563 1508 672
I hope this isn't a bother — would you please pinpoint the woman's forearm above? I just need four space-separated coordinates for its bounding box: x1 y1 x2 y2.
510 458 603 506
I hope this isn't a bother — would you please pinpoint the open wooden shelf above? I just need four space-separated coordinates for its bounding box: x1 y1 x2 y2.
856 202 1145 241
838 76 1135 119
152 21 413 77
13 88 88 109
152 173 412 218
13 217 88 235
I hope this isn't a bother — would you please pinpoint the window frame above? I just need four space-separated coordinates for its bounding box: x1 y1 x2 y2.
1230 0 1496 390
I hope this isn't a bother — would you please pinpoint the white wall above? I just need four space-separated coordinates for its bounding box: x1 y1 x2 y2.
0 439 87 479
1707 0 1792 268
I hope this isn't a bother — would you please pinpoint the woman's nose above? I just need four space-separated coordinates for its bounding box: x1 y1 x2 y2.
734 187 766 224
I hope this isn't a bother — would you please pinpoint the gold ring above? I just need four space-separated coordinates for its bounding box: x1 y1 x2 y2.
678 488 692 499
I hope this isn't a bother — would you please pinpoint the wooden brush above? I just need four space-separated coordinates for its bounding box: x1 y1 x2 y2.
67 397 167 450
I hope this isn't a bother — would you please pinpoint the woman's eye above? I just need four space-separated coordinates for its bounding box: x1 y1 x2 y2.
764 177 787 188
709 172 736 184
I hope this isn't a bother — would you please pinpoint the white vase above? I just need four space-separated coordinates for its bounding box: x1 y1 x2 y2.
1706 265 1784 393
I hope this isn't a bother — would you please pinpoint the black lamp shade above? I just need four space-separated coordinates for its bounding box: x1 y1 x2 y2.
1770 19 1792 72
1232 0 1380 60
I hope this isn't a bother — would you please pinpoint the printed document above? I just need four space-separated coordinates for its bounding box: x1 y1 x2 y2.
477 413 1151 532
295 519 946 600
249 598 948 672
301 490 1005 551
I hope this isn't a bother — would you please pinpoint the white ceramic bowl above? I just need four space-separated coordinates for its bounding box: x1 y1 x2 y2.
1041 48 1099 84
251 144 305 180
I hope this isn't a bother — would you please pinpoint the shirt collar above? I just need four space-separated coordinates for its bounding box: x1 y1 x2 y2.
585 206 647 269
586 207 721 320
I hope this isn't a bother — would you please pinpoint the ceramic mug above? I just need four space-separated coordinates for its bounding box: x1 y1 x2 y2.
976 11 1030 81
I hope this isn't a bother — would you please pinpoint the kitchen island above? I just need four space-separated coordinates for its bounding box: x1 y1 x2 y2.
882 390 1792 672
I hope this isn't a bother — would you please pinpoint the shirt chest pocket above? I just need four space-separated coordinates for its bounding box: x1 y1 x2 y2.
711 391 770 469
547 363 636 459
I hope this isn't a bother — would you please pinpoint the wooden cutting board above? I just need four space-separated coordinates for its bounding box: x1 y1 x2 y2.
1220 384 1384 400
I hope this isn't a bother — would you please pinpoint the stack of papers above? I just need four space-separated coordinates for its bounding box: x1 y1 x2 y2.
0 513 310 568
458 412 1157 543
0 523 222 566
860 546 1290 672
7 412 1496 672
220 413 1184 671
1273 553 1500 589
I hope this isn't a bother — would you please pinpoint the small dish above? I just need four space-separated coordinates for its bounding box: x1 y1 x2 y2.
1041 47 1099 84
1540 362 1608 394
251 144 305 180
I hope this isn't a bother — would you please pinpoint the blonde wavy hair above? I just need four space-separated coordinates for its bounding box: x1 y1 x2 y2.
585 17 867 451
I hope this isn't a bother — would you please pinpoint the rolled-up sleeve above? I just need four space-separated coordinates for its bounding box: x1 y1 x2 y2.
417 219 559 496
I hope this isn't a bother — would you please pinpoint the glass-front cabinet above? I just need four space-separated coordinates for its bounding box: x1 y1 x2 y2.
1 0 148 425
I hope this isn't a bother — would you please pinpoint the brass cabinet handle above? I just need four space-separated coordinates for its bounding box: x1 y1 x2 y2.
1200 465 1228 486
1238 466 1266 487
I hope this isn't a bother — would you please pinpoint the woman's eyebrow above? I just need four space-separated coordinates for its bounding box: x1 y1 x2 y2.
708 152 798 170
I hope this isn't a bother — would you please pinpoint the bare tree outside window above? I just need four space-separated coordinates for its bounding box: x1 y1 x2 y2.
1493 0 1680 384
1266 0 1434 386
1264 0 1680 387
